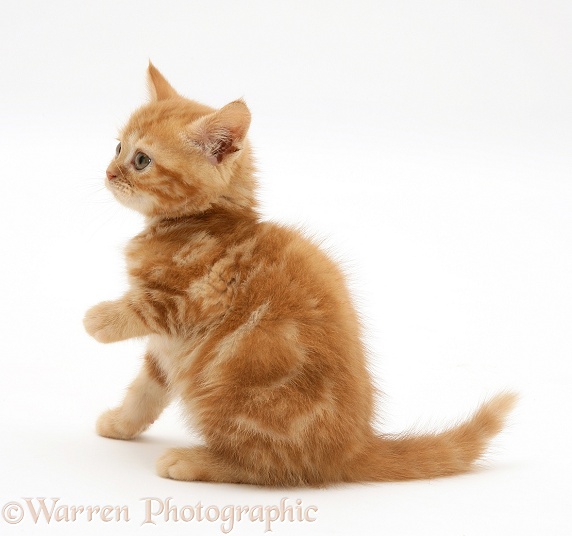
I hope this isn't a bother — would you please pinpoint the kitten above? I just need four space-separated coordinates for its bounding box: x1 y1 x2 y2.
84 63 516 486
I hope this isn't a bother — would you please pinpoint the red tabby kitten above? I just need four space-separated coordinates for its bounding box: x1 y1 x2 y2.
84 64 516 486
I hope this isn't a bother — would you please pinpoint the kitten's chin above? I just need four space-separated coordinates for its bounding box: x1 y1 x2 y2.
121 194 156 215
109 187 155 216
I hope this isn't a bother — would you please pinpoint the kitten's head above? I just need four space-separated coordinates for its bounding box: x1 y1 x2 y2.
105 63 256 219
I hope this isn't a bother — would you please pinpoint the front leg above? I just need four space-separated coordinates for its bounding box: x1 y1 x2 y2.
84 297 151 343
98 353 170 439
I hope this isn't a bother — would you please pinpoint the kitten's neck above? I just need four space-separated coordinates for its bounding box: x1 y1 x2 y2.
146 148 259 228
145 203 259 230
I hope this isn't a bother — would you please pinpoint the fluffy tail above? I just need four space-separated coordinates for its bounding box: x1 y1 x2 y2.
351 392 517 481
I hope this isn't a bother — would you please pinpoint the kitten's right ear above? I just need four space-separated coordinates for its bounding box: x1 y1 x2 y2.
147 62 179 101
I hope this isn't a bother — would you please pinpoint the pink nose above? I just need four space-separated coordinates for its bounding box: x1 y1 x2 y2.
106 169 117 181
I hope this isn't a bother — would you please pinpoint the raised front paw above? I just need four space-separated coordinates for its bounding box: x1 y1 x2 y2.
83 301 120 343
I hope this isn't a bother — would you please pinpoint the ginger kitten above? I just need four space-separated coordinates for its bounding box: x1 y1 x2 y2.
84 63 516 486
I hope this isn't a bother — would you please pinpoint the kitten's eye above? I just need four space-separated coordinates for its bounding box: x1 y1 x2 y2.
134 152 151 170
115 142 121 157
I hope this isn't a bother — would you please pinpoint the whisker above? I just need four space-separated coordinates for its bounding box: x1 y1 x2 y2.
116 162 128 181
83 201 124 240
78 176 112 204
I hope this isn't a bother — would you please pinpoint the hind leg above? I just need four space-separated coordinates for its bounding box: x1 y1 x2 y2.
97 353 170 440
157 446 242 483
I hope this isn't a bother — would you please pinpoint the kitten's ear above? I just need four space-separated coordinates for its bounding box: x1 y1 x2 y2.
147 62 179 101
187 100 251 165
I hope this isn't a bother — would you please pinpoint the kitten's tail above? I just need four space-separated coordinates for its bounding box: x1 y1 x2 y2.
351 392 517 482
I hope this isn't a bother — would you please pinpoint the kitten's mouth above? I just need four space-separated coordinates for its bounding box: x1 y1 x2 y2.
106 178 154 214
106 177 133 198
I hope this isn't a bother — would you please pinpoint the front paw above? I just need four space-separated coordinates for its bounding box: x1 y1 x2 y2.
83 301 119 343
157 448 200 481
96 408 143 440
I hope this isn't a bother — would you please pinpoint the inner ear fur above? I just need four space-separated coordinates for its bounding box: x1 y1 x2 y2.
187 100 251 165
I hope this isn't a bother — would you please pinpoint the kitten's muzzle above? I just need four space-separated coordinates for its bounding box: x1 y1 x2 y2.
106 169 117 181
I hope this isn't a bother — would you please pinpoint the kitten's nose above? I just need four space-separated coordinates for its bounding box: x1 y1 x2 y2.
106 169 117 181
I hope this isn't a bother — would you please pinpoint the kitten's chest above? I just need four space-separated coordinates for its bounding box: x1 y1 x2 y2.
125 229 223 285
125 226 255 320
125 225 257 299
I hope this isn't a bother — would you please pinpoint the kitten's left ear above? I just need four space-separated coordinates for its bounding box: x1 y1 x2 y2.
187 100 251 165
147 61 180 101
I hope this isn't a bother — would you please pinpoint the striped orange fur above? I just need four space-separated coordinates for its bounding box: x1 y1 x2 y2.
84 64 516 485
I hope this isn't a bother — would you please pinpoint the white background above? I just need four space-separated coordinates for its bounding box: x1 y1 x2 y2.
1 1 571 534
